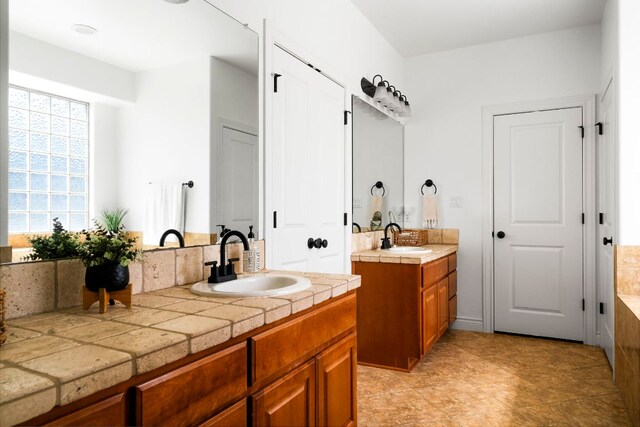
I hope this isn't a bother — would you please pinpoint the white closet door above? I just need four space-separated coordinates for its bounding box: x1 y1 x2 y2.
220 127 258 237
271 46 345 273
494 108 584 341
598 80 616 366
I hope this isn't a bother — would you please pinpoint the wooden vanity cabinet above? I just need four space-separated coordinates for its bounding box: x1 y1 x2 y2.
354 251 458 371
32 293 357 427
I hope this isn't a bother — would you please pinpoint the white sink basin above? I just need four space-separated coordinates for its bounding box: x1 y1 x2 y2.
190 274 311 298
385 246 433 254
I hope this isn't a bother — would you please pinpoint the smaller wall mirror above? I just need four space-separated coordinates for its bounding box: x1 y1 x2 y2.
352 95 404 233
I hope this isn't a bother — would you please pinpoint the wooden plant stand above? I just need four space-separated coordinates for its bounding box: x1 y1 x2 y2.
82 284 132 314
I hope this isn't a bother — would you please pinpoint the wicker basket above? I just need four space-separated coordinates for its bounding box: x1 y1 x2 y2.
392 228 429 247
0 288 6 345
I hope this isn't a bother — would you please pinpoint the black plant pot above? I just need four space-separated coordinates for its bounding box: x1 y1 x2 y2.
85 263 130 292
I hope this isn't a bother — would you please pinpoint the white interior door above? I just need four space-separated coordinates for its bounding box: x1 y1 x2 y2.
220 127 258 237
598 79 616 366
494 108 584 341
271 46 345 273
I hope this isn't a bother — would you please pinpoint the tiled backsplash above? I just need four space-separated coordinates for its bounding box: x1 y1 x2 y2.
351 228 459 254
0 241 265 320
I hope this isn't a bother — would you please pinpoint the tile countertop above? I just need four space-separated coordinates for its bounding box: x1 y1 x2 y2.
350 244 458 264
0 271 360 427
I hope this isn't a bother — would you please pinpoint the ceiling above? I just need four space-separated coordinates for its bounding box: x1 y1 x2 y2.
350 0 606 57
9 0 258 74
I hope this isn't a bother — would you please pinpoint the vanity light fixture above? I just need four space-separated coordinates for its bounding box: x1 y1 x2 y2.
71 24 97 35
360 74 411 119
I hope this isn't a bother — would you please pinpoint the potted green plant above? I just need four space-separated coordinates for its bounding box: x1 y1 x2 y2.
23 217 80 261
78 210 141 292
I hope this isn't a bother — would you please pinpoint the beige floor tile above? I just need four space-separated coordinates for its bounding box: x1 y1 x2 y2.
358 331 632 426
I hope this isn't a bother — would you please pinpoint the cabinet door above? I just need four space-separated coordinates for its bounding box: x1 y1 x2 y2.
253 360 316 427
437 278 449 337
136 343 247 427
199 399 247 427
316 334 357 427
449 294 458 325
422 284 438 353
44 393 126 427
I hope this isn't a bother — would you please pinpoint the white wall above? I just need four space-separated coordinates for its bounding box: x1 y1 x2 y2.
618 0 640 245
0 2 8 246
208 0 404 95
403 25 602 326
117 58 211 236
9 32 135 103
352 97 404 228
209 57 259 234
90 103 119 218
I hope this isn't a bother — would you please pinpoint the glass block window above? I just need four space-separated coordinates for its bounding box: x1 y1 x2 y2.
8 85 89 233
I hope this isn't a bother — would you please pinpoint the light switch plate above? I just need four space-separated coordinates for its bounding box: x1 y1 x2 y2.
450 195 463 208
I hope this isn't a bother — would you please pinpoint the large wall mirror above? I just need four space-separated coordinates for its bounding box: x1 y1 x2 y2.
5 0 259 262
352 95 404 233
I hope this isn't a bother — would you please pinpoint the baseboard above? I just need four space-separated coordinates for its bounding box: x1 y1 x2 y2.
450 316 484 332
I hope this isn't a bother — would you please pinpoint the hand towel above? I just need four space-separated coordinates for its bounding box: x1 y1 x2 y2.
422 194 438 228
143 184 185 245
370 195 383 230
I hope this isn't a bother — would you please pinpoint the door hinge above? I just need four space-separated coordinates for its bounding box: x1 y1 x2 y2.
582 299 585 311
273 73 282 92
578 125 585 139
344 212 348 226
273 211 277 228
599 302 605 314
595 122 603 135
599 212 604 225
581 213 585 224
344 110 352 125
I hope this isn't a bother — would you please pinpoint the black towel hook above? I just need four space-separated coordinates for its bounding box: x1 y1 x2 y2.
421 179 437 195
370 181 385 197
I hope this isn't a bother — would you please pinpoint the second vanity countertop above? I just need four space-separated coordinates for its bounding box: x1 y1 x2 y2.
0 271 360 426
350 244 458 264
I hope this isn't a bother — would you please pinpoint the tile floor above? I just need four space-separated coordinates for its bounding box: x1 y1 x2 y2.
358 330 631 426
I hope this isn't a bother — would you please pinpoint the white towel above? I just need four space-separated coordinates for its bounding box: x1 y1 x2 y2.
370 195 383 230
422 194 438 228
143 184 185 245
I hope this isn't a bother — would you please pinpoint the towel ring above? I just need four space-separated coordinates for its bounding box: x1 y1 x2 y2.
370 181 385 197
421 179 437 195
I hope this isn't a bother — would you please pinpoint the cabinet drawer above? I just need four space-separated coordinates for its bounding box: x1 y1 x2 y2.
199 399 247 427
251 293 356 384
136 342 247 427
44 393 126 427
422 257 448 287
448 253 457 273
449 294 457 324
448 270 457 299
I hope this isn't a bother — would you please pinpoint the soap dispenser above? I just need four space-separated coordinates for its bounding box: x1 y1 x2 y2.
243 225 261 273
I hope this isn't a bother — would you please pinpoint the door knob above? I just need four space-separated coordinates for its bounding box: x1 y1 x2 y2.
603 236 613 246
314 238 323 249
307 238 315 249
321 239 328 248
496 231 506 239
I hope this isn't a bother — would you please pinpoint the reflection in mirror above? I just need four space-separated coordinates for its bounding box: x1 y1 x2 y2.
352 96 404 233
5 0 259 262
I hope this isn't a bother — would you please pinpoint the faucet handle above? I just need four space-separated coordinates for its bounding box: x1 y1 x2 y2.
227 257 240 275
205 261 218 283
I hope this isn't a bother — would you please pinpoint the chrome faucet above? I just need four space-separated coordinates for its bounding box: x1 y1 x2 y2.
159 229 185 248
381 222 402 249
205 230 250 283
